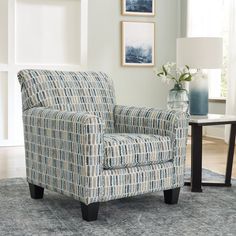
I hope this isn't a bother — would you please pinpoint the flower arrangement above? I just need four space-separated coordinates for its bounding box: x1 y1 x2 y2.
154 62 193 87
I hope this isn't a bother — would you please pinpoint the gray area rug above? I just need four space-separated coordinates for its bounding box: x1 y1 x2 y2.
0 169 236 236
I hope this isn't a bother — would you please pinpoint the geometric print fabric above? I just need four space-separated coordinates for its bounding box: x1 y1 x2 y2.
18 70 189 205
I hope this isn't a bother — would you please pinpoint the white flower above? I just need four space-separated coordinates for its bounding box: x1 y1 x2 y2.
153 68 159 74
164 62 177 75
160 74 171 85
154 62 193 86
176 68 182 76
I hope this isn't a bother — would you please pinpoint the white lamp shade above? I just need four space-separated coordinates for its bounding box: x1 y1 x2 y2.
176 37 223 69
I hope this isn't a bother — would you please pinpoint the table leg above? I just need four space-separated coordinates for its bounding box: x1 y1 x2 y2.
191 125 203 192
225 124 236 186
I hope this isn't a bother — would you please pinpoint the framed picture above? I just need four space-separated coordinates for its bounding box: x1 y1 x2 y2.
122 0 155 16
121 21 155 67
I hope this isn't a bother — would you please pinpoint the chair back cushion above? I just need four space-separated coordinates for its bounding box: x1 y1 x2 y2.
18 70 116 133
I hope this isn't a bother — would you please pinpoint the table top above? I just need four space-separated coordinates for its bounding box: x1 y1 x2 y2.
190 114 236 125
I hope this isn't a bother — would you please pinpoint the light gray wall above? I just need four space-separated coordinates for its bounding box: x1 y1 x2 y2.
209 102 225 114
179 0 188 37
87 0 180 108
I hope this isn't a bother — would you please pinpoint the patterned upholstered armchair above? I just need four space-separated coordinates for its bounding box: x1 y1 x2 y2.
18 70 189 221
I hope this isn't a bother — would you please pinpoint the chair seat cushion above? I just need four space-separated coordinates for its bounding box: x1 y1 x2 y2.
103 133 173 169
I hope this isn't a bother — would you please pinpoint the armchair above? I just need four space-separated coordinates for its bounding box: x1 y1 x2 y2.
18 70 189 221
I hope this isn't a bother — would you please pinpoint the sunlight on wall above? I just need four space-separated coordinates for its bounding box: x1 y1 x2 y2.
187 0 229 98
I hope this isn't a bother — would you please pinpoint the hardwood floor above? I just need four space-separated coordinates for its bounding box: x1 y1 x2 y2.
0 137 235 180
186 137 236 178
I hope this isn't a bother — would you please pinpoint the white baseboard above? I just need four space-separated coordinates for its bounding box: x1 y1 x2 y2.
205 125 225 140
0 139 24 147
188 125 225 140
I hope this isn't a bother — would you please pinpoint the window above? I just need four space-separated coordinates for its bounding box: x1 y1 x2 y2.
187 0 229 99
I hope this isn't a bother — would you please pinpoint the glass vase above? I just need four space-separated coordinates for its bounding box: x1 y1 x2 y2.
167 84 189 113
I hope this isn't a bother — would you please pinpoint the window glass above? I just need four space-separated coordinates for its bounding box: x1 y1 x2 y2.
187 0 229 98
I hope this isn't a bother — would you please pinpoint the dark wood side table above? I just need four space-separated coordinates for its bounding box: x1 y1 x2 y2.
185 114 236 192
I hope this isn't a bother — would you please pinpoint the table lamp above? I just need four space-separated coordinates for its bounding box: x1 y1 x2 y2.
176 37 223 116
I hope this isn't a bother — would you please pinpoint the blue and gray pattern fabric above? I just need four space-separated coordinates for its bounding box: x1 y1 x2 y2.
18 69 189 205
18 70 115 133
104 133 172 169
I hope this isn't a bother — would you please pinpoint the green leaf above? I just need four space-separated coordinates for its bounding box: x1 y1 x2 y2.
184 75 192 81
179 73 190 81
157 72 164 76
162 65 167 75
185 65 190 70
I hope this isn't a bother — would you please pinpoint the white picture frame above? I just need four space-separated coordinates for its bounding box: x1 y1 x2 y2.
121 21 155 67
122 0 155 16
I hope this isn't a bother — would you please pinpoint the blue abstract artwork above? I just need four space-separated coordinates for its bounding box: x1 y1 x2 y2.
125 0 153 13
125 46 152 63
122 22 154 66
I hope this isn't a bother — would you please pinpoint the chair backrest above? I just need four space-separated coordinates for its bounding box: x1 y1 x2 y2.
18 70 116 133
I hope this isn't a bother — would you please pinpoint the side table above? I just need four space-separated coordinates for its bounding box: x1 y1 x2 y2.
185 114 236 192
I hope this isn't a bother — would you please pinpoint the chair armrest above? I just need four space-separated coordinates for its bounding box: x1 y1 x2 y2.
114 105 189 188
23 107 105 204
114 105 189 160
23 107 105 176
114 105 189 141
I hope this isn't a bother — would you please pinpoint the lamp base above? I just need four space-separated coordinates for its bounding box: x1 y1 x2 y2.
189 71 209 116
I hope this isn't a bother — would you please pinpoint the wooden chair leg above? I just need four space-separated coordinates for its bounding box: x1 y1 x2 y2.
29 183 44 199
81 202 100 221
164 187 180 204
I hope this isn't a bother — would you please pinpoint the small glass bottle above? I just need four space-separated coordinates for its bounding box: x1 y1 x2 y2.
167 83 189 113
